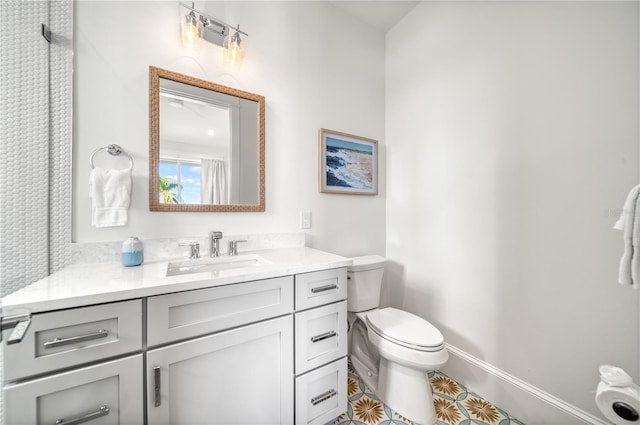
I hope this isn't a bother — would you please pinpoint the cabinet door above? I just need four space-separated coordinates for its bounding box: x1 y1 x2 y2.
4 354 143 425
147 315 294 425
295 301 347 375
4 299 143 381
295 357 347 425
295 268 347 311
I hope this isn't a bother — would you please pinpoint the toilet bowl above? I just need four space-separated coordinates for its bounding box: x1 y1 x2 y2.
347 256 448 425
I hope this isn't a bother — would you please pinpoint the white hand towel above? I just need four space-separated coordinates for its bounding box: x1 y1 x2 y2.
89 167 132 228
614 184 640 288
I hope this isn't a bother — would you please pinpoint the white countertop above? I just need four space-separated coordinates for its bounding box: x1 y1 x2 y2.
2 247 351 315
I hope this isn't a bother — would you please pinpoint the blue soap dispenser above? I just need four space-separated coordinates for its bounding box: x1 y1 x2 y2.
122 236 144 266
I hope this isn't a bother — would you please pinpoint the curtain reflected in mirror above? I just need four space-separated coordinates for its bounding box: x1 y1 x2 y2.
149 66 265 212
201 159 227 204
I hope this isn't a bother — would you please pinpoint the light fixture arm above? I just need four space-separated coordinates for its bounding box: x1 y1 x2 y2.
179 2 248 37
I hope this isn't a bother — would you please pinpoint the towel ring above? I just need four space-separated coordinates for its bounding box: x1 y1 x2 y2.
89 144 134 171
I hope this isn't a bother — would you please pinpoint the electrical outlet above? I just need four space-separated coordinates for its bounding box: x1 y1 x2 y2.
300 211 312 229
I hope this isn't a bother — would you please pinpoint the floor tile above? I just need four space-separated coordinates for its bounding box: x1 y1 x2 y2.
335 359 525 425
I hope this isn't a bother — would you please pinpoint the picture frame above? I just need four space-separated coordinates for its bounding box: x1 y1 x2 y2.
319 128 378 195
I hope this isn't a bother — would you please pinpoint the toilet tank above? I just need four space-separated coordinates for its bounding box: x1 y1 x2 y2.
347 255 386 312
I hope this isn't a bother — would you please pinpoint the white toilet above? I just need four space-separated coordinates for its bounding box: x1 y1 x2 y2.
347 255 448 425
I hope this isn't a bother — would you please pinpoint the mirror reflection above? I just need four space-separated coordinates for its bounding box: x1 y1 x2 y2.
149 66 265 212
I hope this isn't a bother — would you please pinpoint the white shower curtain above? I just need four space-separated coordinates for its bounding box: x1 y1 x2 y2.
201 159 228 204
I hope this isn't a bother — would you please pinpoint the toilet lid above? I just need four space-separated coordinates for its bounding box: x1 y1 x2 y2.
366 308 444 352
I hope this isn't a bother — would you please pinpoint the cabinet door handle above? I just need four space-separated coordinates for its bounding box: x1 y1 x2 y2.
311 284 337 294
311 389 337 406
44 329 109 349
54 405 110 425
154 366 162 407
310 331 337 343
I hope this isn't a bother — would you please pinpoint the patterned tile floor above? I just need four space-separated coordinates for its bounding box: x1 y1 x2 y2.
335 359 525 425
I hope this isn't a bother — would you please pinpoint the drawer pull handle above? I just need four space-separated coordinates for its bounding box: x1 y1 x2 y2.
311 389 337 406
310 331 337 343
154 366 162 407
311 284 337 294
44 329 109 349
54 405 110 425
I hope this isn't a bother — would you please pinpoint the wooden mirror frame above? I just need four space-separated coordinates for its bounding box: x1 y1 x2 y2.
149 66 265 212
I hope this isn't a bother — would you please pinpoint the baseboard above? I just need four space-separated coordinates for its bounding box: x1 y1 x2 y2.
441 344 609 425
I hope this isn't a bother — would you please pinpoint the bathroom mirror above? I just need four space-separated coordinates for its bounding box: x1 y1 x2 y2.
149 66 265 212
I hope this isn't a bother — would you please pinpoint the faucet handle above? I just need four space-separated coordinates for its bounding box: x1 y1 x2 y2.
179 241 200 259
228 240 247 256
210 231 223 239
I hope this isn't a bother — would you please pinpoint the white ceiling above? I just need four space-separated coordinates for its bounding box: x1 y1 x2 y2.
160 94 230 152
328 1 420 32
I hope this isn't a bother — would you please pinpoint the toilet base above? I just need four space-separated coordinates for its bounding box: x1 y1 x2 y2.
376 358 437 425
351 354 379 392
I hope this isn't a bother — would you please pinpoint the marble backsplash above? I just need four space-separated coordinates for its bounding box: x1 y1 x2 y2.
70 232 306 264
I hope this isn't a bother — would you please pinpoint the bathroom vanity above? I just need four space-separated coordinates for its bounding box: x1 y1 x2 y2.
1 247 349 425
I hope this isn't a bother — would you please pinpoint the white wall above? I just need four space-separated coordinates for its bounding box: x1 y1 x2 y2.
386 1 640 422
73 1 386 257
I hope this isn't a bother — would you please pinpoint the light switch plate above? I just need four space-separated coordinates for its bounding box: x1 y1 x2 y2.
300 211 312 229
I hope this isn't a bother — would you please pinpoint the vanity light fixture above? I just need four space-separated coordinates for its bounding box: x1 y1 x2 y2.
179 2 248 65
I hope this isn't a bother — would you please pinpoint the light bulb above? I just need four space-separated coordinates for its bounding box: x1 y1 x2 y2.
182 10 199 49
223 31 245 66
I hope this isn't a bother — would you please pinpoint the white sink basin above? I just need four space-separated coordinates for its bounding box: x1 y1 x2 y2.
166 254 272 277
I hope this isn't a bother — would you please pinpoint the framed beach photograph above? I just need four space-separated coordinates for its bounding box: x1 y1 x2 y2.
319 128 378 195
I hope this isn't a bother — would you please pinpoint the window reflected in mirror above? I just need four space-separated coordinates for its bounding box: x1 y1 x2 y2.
159 159 202 204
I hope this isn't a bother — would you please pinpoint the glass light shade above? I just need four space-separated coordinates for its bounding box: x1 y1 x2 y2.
223 33 245 66
181 12 199 49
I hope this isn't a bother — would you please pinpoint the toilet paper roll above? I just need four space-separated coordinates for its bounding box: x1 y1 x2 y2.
596 382 640 424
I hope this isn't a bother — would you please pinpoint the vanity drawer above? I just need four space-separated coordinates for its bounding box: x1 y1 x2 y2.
295 268 347 311
147 276 294 347
295 357 347 425
4 354 143 425
295 301 347 375
3 300 143 382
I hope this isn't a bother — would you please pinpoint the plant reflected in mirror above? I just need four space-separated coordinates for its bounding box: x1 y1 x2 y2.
159 176 180 204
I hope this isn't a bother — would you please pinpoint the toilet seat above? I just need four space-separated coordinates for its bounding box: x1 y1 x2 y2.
366 308 444 352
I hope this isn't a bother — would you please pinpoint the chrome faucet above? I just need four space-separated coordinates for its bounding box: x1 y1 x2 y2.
179 241 200 259
228 240 247 256
210 231 223 257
